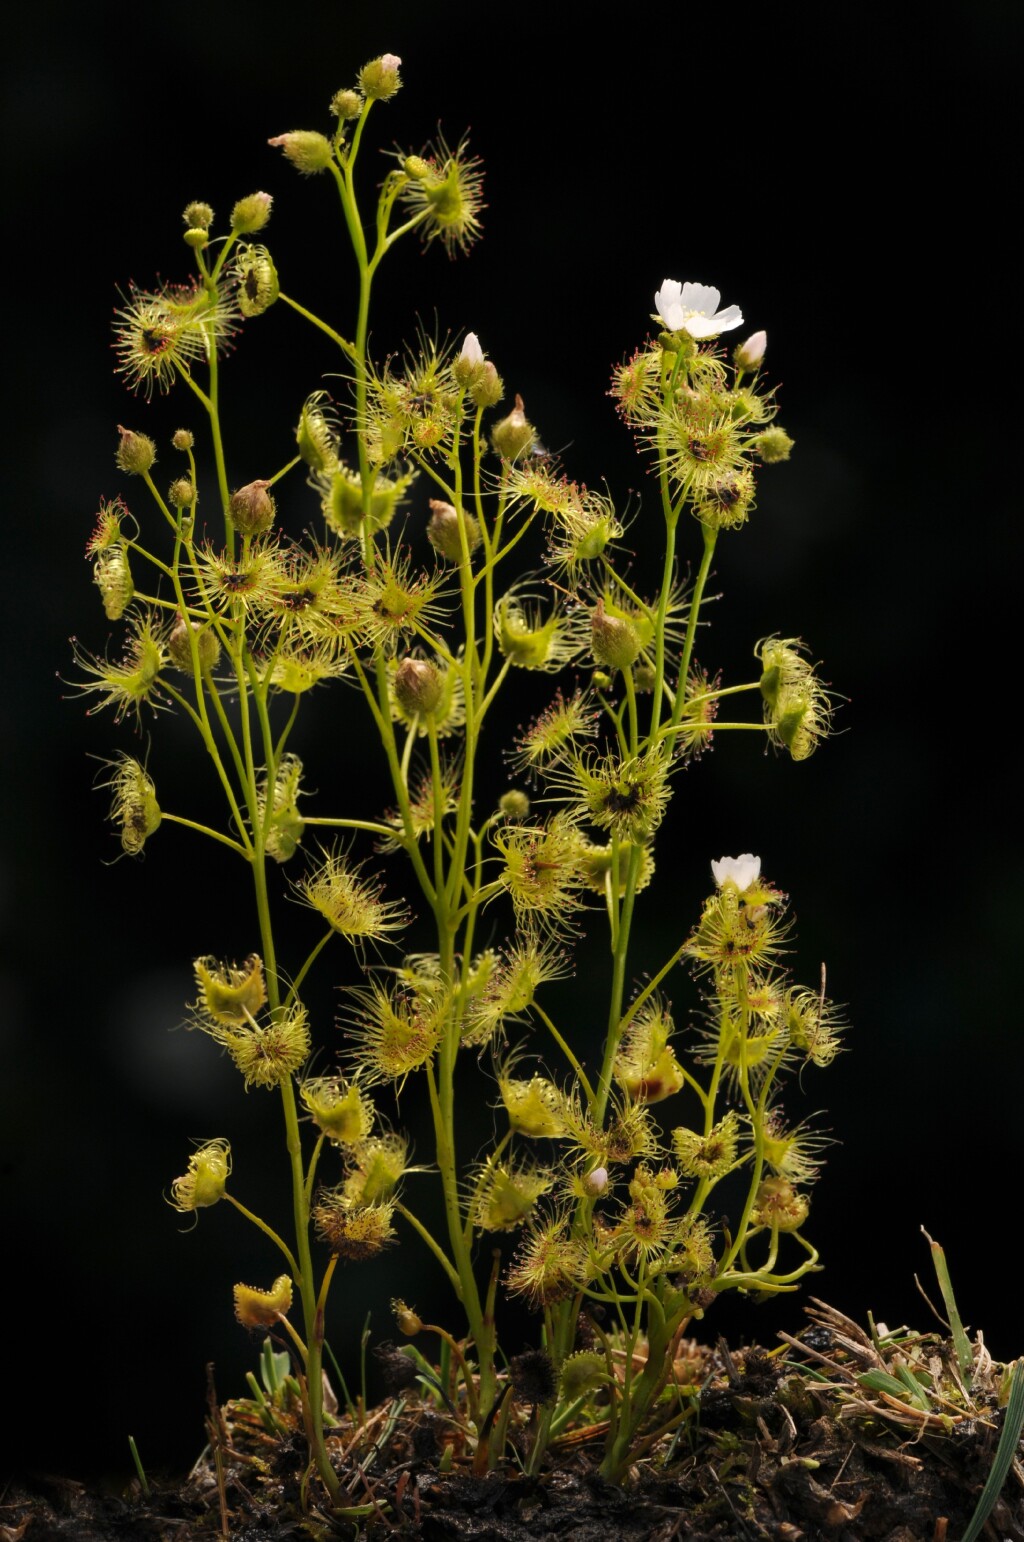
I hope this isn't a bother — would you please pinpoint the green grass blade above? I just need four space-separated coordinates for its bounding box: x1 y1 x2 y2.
924 1229 973 1377
127 1435 150 1498
958 1358 1024 1542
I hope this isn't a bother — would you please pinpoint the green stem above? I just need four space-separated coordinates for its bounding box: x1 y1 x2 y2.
278 292 356 358
160 813 250 858
224 1193 300 1278
394 1201 463 1298
533 1005 594 1101
672 527 717 728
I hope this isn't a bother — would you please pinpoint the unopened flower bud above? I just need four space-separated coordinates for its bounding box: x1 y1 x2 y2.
734 330 767 371
471 360 504 408
491 394 535 461
404 155 431 180
183 227 210 250
754 426 794 464
590 598 642 670
172 428 194 452
116 425 156 475
583 1166 608 1196
453 331 485 386
183 201 214 231
168 477 195 509
427 498 481 561
359 54 402 100
330 88 363 120
231 191 273 234
394 657 443 716
169 615 221 674
499 789 530 820
267 131 333 174
461 332 484 367
229 479 276 536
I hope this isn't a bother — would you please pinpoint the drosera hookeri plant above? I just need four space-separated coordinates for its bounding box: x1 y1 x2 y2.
74 53 844 1502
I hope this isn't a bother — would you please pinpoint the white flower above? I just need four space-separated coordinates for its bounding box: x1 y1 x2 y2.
654 280 743 339
380 53 402 70
734 329 767 369
583 1166 608 1196
711 853 761 891
460 332 484 367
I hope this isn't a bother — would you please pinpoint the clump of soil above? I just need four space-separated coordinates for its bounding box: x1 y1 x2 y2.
4 1304 1022 1541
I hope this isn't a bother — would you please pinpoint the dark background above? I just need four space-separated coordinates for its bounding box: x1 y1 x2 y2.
3 0 1019 1486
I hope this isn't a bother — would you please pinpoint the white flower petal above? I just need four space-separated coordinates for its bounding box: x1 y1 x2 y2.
681 282 721 315
460 332 484 366
655 279 743 339
735 329 767 368
709 304 744 333
654 279 683 329
681 315 723 339
711 853 761 891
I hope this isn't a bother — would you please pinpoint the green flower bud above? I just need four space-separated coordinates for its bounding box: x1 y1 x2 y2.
359 53 402 101
499 789 530 820
267 130 333 174
168 477 195 509
471 361 504 408
183 201 214 231
491 394 536 461
229 479 276 536
393 657 443 716
330 88 363 120
427 498 481 561
172 428 194 451
590 598 641 670
230 191 273 234
116 425 156 475
754 426 794 464
168 615 221 674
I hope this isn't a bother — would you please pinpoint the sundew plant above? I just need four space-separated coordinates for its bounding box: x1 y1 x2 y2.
76 54 842 1501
